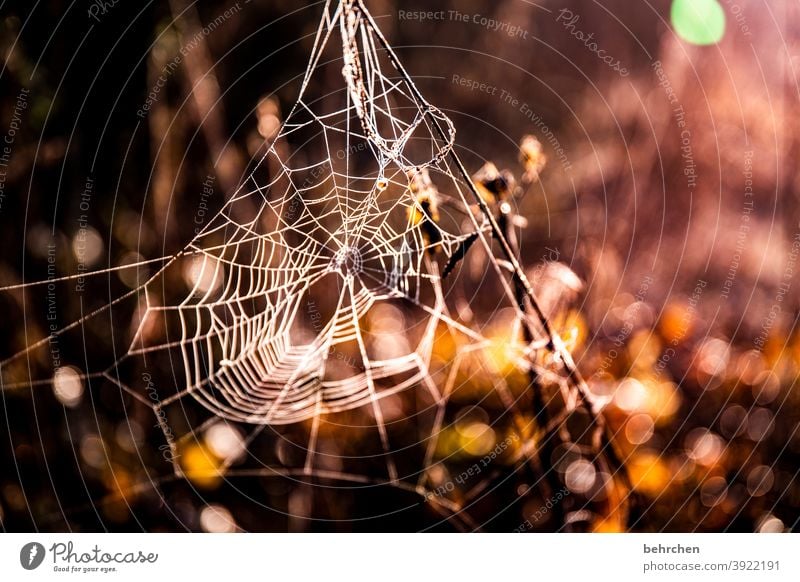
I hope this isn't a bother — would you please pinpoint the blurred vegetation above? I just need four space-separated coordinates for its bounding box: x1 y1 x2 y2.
0 0 798 532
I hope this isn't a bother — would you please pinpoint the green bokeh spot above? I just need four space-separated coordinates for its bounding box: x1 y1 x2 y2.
671 0 726 46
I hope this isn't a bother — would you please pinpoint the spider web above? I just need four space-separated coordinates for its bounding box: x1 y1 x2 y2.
1 0 630 531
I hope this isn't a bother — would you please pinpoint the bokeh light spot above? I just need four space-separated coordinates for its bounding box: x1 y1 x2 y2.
671 0 726 46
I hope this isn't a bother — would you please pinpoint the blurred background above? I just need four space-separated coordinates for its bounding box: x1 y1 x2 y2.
0 0 798 532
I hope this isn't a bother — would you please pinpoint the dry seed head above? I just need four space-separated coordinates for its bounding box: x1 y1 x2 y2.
519 135 547 181
472 162 515 202
407 168 440 222
408 167 436 195
407 191 440 226
406 168 441 253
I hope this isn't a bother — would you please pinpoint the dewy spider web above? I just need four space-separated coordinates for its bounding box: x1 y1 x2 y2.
1 0 630 531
